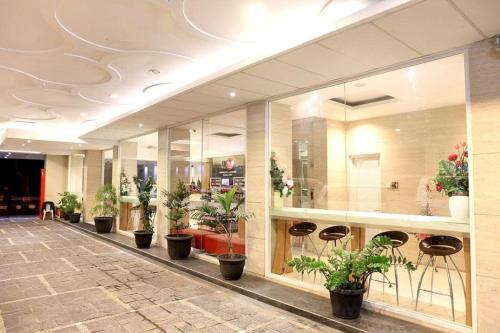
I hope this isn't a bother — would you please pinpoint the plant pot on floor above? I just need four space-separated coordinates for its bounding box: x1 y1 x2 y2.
218 254 246 280
94 217 113 233
165 234 193 260
449 194 469 219
329 288 365 319
134 231 153 249
67 213 81 223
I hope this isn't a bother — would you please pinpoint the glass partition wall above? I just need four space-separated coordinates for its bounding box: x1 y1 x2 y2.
169 110 247 258
269 54 470 326
118 132 158 237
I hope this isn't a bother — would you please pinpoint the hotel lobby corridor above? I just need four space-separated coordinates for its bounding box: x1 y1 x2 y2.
0 217 340 333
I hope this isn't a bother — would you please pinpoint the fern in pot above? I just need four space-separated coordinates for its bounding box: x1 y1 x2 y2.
288 236 415 319
191 188 254 280
58 192 82 223
163 180 193 260
91 184 119 234
133 176 155 249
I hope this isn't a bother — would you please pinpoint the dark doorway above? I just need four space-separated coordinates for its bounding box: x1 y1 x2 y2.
0 155 44 216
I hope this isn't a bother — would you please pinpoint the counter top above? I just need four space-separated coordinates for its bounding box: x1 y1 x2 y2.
270 207 470 236
119 196 158 206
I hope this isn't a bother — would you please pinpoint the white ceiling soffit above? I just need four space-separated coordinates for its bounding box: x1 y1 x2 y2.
80 0 499 142
0 137 110 156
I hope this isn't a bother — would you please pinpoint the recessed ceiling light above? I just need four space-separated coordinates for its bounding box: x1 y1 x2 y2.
27 140 31 143
229 91 236 97
21 144 25 147
80 113 87 117
138 123 143 128
110 93 120 99
148 69 160 75
395 128 401 132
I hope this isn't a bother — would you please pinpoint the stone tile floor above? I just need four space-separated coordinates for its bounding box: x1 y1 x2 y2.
0 217 342 333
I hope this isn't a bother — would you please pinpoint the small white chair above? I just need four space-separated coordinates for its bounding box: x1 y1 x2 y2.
42 201 55 221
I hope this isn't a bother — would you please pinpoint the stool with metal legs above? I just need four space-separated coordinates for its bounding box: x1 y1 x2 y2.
288 222 318 257
415 236 466 322
367 231 413 305
318 226 349 258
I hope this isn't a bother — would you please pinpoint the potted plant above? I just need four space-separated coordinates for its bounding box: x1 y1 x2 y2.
58 192 82 223
435 142 469 218
288 236 415 319
163 180 193 260
91 184 119 233
191 187 254 280
133 176 155 249
270 152 293 208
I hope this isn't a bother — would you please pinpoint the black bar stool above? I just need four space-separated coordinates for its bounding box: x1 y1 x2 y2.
288 222 318 257
367 231 413 305
318 226 349 258
415 236 466 321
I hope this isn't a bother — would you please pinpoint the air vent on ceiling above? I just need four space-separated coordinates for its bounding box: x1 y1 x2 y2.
211 132 241 138
330 95 396 108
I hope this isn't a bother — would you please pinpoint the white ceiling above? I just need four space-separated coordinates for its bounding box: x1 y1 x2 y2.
0 0 499 154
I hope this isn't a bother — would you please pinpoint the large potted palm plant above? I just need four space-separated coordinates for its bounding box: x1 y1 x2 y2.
58 192 82 223
91 184 119 233
163 180 193 260
133 176 155 249
288 236 415 319
191 187 254 280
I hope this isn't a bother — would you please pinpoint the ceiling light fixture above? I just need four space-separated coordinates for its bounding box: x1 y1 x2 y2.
27 140 31 143
395 128 401 132
80 113 87 117
21 144 25 147
138 123 144 128
229 91 236 97
110 93 120 99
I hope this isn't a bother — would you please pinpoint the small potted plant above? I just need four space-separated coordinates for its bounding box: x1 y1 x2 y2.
435 142 469 218
270 152 293 208
91 184 119 233
58 192 82 223
133 176 155 249
163 180 193 260
191 187 254 280
288 236 414 319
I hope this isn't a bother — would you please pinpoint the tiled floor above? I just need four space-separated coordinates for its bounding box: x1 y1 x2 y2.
0 217 341 333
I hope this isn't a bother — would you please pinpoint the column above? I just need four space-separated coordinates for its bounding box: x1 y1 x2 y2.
156 127 169 247
82 150 103 223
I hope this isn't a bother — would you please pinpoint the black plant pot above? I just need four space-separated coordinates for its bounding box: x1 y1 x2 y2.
218 254 246 280
165 234 193 260
329 288 365 319
67 213 81 223
63 213 70 221
134 231 153 249
94 217 113 233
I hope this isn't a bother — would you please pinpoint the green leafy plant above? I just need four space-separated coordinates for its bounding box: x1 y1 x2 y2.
162 180 190 232
58 192 82 214
191 187 254 256
133 176 155 233
435 142 468 196
288 236 415 291
91 184 119 217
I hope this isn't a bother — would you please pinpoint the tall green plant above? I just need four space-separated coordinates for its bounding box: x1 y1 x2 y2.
191 187 254 256
162 180 190 232
133 176 155 233
91 184 119 217
58 192 82 214
288 236 415 291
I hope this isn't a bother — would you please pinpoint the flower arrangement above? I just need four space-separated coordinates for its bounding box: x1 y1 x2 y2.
120 169 131 196
435 142 468 197
270 152 294 197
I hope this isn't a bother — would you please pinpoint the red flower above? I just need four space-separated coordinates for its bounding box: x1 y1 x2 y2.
464 151 468 157
454 144 460 150
435 183 443 192
448 153 458 161
455 160 462 166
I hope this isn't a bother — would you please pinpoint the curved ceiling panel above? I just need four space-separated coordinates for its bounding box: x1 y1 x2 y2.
183 0 326 42
55 0 219 59
8 107 58 121
1 54 112 85
0 0 64 52
12 88 98 108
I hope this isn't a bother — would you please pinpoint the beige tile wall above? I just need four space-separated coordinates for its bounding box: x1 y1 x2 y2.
468 37 500 332
82 150 103 223
44 155 68 204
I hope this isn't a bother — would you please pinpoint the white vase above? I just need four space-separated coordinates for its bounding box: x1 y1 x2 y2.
273 192 283 209
449 195 469 219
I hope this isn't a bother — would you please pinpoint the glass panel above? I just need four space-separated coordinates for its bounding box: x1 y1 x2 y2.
269 54 469 325
103 149 113 185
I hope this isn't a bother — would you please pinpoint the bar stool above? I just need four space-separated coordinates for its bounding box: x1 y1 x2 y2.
367 231 413 305
415 236 466 321
288 222 318 257
318 226 349 258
